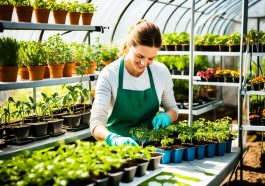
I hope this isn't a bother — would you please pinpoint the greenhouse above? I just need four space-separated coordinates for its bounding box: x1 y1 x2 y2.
0 0 264 185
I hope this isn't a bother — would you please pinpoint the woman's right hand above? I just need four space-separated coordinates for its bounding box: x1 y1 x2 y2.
106 132 138 146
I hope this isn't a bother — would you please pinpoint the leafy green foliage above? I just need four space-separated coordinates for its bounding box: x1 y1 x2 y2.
0 0 13 5
44 34 72 65
67 0 79 12
79 2 96 13
227 32 241 45
0 37 20 67
48 0 67 11
62 84 79 114
13 0 31 6
41 92 61 120
21 41 47 66
32 0 52 9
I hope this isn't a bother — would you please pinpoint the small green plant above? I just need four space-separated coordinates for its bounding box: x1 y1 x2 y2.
44 34 72 65
79 2 97 13
23 41 47 66
0 0 13 5
1 97 15 124
49 0 67 11
62 84 79 115
13 0 31 6
32 0 51 9
178 32 189 45
41 92 61 120
0 37 20 67
227 32 241 45
160 137 174 148
67 0 79 12
13 99 30 125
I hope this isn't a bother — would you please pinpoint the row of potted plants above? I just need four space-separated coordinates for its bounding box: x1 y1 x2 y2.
0 36 119 82
130 117 238 164
0 0 97 25
0 82 91 144
161 30 265 52
196 68 240 83
156 55 209 75
0 141 163 185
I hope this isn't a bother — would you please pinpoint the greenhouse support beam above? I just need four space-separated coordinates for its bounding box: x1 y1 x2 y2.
141 0 158 20
239 0 248 182
188 0 195 126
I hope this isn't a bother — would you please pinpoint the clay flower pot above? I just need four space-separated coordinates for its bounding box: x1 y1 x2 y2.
68 12 80 25
16 6 33 22
81 12 93 25
0 5 14 21
52 10 67 24
34 8 50 23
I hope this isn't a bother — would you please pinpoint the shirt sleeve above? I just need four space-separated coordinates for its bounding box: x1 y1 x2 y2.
89 68 113 136
160 65 179 117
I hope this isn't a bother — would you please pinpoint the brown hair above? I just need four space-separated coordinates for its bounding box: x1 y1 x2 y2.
119 20 162 56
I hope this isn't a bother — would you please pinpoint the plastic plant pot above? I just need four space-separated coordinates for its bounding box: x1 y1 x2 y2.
215 142 227 156
171 146 185 163
183 146 196 161
107 171 124 186
135 160 149 177
205 143 216 158
226 140 232 153
195 143 206 160
147 152 163 170
156 148 172 164
121 165 137 183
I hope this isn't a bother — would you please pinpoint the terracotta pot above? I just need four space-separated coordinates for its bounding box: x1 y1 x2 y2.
52 10 67 24
0 66 18 82
34 8 50 23
15 6 33 22
44 65 50 78
81 12 93 25
68 12 80 25
48 64 65 78
27 66 45 80
85 61 97 74
63 63 75 77
19 66 29 80
0 5 13 21
72 62 81 74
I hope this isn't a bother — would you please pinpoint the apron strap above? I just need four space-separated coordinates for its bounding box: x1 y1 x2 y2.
118 57 155 89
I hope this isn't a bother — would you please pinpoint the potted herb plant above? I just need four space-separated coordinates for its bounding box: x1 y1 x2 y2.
79 2 96 25
216 35 229 52
49 0 68 24
67 0 80 25
24 41 47 80
251 76 265 91
13 0 33 22
63 43 74 77
0 37 20 82
44 34 71 78
179 32 190 51
70 42 85 74
18 41 29 80
227 32 241 52
32 0 51 23
99 44 119 67
0 0 14 21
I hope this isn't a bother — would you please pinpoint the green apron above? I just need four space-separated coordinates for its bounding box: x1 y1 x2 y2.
107 58 159 137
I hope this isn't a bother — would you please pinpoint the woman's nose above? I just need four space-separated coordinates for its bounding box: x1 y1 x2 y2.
140 58 148 67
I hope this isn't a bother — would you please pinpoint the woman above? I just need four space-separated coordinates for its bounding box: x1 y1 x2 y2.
90 20 178 146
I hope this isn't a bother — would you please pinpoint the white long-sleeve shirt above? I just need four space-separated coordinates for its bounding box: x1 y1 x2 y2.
90 58 179 135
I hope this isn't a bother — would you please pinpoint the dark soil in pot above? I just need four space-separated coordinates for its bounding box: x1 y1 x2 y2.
90 173 109 186
67 178 94 186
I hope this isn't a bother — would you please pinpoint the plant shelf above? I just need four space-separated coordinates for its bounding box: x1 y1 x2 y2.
178 100 223 115
171 75 201 80
242 125 265 132
120 147 241 186
193 81 240 87
0 21 105 32
0 74 98 91
242 90 265 96
0 129 91 160
158 51 241 56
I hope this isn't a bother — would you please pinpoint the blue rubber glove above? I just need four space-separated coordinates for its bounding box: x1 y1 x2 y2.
152 112 172 130
106 132 138 146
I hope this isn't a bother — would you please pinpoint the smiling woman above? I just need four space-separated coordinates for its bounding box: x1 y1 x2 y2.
90 20 179 146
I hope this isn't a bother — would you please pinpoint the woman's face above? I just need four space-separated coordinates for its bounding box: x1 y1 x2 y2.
127 44 159 75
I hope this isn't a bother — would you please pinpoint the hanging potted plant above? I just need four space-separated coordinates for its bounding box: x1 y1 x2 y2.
0 37 20 82
49 0 68 24
44 34 70 78
32 0 51 23
0 0 14 21
24 41 47 80
14 0 33 22
79 2 96 25
67 0 80 25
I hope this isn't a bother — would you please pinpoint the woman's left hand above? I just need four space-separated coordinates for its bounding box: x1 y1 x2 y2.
152 112 172 130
